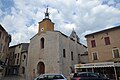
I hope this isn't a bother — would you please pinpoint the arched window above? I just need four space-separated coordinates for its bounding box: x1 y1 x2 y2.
41 38 44 49
24 55 26 59
71 51 73 60
63 49 66 58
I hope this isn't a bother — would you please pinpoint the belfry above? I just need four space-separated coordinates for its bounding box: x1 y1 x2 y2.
38 8 54 34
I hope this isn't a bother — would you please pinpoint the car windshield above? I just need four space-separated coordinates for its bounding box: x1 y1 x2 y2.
87 73 99 77
73 73 87 77
43 75 64 79
73 72 101 78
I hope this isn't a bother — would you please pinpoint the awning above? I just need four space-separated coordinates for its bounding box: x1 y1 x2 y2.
75 62 120 68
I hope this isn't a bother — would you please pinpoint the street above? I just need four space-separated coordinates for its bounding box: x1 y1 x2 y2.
0 76 25 80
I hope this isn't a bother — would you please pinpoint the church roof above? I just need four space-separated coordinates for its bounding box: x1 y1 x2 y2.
38 18 54 24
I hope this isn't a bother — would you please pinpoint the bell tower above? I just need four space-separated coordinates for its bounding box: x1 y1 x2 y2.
70 28 80 42
38 7 54 34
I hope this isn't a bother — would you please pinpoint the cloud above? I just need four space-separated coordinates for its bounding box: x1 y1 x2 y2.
0 0 120 46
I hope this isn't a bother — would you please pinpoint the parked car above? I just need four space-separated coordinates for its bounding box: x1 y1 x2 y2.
34 73 67 80
71 72 110 80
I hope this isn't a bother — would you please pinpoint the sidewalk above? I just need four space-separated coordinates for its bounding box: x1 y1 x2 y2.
1 75 26 80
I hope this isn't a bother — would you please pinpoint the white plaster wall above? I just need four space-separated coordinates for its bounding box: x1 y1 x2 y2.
27 31 60 80
27 31 87 80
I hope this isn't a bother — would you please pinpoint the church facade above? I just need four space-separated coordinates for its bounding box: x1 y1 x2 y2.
27 8 87 80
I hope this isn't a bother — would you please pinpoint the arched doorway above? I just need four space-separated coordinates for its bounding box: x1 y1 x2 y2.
37 62 45 75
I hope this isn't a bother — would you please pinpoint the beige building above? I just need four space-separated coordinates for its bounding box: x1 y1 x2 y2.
6 43 29 78
27 8 88 80
75 26 120 80
85 26 120 63
0 24 11 77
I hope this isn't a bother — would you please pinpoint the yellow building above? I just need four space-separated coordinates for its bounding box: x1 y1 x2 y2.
75 26 120 80
85 26 120 63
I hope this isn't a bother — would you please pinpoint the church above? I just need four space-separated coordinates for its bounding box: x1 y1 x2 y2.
27 8 87 80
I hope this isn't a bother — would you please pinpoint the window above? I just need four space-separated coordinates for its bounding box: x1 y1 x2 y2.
22 67 25 74
24 55 26 59
44 75 64 79
91 40 96 48
63 49 66 58
88 73 98 78
104 37 110 45
92 52 98 60
74 73 87 77
112 48 120 58
0 31 2 39
0 43 3 52
53 75 64 79
78 54 81 63
15 54 17 58
18 53 19 58
2 34 4 39
3 45 5 53
17 59 19 64
71 51 73 60
41 38 44 49
73 35 75 38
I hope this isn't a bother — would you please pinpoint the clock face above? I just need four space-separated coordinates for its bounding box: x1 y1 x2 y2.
41 27 44 32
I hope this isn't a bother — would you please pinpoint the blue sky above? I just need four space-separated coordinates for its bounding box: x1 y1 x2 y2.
0 0 120 46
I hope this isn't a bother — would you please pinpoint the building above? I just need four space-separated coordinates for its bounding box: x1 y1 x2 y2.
0 24 11 77
75 26 120 80
6 43 29 78
85 26 120 63
27 8 88 80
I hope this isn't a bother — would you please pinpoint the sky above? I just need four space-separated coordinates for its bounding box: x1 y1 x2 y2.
0 0 120 46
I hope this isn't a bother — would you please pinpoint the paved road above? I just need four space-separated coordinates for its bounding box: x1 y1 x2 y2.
0 76 26 80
